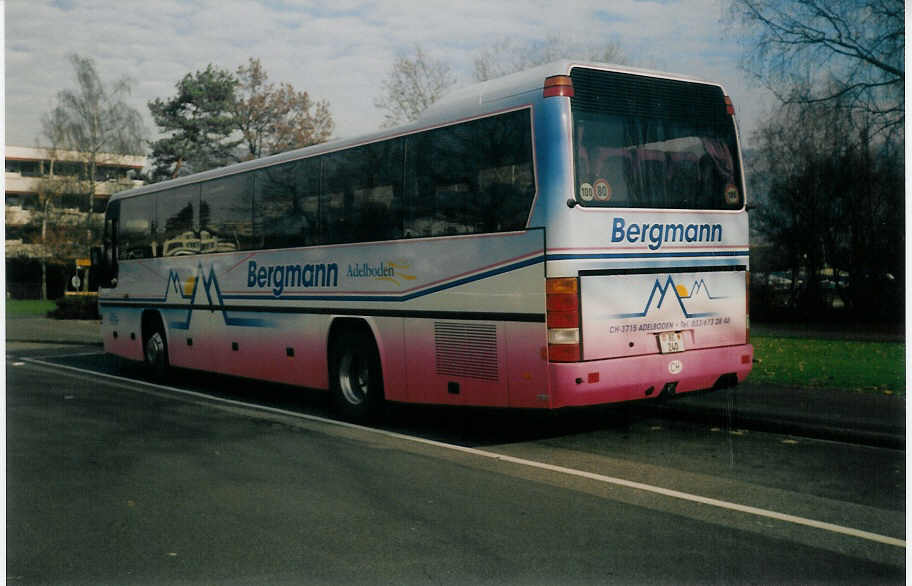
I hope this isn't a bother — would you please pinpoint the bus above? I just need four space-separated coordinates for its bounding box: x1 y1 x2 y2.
93 60 753 420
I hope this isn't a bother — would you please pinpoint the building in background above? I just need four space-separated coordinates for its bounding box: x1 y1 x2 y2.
6 145 145 223
5 145 147 299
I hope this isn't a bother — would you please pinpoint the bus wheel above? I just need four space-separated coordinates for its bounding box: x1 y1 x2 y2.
330 330 384 421
143 322 169 380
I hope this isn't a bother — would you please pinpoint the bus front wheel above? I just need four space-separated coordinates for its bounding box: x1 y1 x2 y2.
330 330 384 421
143 320 169 380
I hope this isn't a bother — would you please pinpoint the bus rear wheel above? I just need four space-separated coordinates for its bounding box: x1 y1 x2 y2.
330 329 384 421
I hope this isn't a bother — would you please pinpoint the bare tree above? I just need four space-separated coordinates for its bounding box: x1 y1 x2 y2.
727 0 904 137
233 58 334 159
42 54 145 214
750 87 903 317
473 35 626 82
374 46 457 127
29 175 89 299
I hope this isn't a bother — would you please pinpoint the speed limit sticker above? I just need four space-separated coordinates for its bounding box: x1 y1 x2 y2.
579 183 594 201
594 179 612 201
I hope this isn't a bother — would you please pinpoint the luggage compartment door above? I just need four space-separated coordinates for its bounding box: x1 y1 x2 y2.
580 268 748 361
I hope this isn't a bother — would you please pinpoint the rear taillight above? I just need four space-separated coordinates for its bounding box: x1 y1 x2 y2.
724 95 735 116
745 271 750 343
547 277 580 361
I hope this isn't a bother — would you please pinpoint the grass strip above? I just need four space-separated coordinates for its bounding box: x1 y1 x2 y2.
5 299 56 317
751 335 905 395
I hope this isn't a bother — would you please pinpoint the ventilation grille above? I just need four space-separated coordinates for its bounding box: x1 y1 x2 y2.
570 68 728 125
434 322 499 381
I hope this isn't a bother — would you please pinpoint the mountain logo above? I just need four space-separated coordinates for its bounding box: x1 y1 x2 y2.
610 275 728 319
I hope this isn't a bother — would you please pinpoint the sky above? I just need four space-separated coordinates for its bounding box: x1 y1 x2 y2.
4 0 774 150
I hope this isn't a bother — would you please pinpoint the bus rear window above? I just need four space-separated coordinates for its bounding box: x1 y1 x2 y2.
570 68 743 211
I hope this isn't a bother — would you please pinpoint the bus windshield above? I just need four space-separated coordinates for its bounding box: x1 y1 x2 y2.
571 68 743 210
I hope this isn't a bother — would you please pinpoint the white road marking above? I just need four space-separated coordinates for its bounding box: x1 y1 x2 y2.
21 356 906 549
23 350 105 359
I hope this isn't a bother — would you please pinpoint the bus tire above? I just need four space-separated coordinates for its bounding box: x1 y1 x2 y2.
330 329 384 421
143 316 169 380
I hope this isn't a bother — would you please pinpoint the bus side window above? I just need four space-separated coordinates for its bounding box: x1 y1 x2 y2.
404 133 433 238
321 149 352 245
349 139 403 243
254 159 319 249
406 109 534 237
117 196 154 260
157 184 199 256
475 110 535 230
324 143 407 245
406 120 476 237
477 164 533 231
201 173 255 253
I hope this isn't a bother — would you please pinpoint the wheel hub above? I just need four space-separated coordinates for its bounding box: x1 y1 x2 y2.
338 352 369 406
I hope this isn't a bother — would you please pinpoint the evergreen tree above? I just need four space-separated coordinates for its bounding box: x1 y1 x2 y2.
148 65 241 181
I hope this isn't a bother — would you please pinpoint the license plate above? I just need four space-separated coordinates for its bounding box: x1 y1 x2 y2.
658 331 684 353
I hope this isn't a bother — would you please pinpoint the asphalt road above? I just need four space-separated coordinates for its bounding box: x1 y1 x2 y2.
6 343 906 585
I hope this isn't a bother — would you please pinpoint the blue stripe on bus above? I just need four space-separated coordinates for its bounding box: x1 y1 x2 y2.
103 255 547 329
101 250 747 329
545 250 749 260
220 254 546 303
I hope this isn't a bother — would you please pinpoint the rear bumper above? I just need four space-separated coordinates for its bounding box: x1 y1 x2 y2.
549 343 753 408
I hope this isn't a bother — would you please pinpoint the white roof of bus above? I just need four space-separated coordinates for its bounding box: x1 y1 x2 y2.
110 60 722 203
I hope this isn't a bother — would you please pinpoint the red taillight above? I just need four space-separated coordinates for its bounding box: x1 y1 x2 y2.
745 271 751 342
548 344 580 362
543 75 574 98
546 292 578 312
547 277 580 362
547 310 579 329
724 95 735 116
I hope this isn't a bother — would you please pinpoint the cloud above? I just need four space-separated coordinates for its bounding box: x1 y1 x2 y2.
6 0 772 147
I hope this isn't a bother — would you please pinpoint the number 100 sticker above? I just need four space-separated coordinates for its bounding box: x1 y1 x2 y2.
579 182 594 201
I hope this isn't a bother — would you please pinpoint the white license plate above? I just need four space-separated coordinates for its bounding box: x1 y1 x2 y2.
658 331 685 353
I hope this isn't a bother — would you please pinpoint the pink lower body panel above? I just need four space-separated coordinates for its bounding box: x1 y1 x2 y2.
549 343 753 408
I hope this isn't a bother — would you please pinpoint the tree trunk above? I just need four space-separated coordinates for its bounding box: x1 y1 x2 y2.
41 260 47 301
41 198 49 301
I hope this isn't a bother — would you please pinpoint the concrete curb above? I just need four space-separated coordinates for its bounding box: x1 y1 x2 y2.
641 400 905 450
635 382 905 449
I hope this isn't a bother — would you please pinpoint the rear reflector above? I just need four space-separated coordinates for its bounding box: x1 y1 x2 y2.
543 75 574 98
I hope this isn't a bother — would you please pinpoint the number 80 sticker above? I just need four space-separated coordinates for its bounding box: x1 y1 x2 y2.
594 179 612 201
